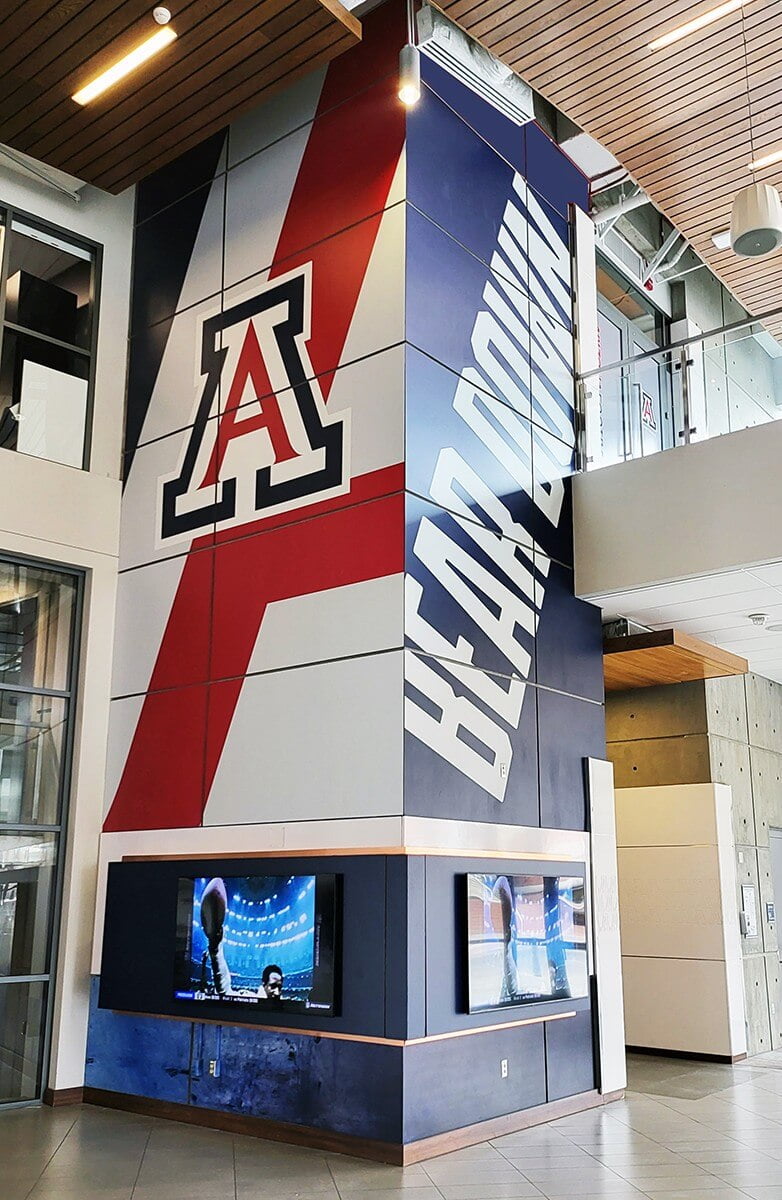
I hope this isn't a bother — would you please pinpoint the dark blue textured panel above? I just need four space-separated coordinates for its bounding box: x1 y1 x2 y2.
536 561 605 703
422 856 589 1034
407 81 522 272
405 491 537 683
385 855 410 1041
130 175 224 336
419 56 525 177
404 653 538 827
190 1023 403 1142
136 130 227 226
406 854 427 1041
405 346 539 550
85 978 191 1103
537 690 606 830
525 122 589 218
545 1009 596 1101
403 1022 546 1141
405 204 532 393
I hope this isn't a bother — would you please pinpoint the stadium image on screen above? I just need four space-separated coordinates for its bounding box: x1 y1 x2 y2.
466 873 588 1013
174 873 337 1015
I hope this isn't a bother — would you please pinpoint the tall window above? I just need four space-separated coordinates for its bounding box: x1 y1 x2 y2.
0 556 80 1105
0 210 99 470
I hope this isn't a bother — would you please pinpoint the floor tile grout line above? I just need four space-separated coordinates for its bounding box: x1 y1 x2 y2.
20 1108 82 1200
128 1123 154 1200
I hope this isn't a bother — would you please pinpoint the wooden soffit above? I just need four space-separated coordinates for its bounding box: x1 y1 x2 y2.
444 0 782 329
604 629 748 692
0 0 360 194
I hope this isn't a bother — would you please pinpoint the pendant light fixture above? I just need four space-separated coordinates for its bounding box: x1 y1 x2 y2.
730 5 782 257
398 0 421 107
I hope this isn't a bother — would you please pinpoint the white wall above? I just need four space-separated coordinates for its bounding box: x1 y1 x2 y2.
574 421 782 598
615 782 747 1059
0 164 134 1092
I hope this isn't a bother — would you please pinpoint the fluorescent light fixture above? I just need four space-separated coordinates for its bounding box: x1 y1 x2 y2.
749 147 782 171
648 0 744 50
72 26 177 105
711 229 731 249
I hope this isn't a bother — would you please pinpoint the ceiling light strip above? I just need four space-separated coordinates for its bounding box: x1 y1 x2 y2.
648 0 745 50
749 147 782 171
72 26 177 106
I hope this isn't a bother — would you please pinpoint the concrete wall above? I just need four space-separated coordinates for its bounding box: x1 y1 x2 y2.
0 162 134 1090
608 674 782 1056
615 782 745 1059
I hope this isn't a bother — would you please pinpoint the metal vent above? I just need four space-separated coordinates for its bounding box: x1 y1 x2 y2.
417 4 534 126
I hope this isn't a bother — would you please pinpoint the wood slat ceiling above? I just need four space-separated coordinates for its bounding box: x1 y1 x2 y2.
444 0 782 327
603 629 748 691
0 0 360 194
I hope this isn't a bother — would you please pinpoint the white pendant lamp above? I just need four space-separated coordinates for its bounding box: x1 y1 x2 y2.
730 4 782 258
731 182 782 257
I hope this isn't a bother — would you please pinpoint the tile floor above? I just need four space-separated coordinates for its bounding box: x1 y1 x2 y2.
5 1054 782 1200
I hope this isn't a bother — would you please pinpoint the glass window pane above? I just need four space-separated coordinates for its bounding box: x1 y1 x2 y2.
0 980 47 1103
0 330 89 468
0 832 57 976
0 561 77 691
0 694 67 826
5 219 94 350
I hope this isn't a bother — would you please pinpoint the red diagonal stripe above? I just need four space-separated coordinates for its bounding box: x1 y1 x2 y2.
105 7 406 833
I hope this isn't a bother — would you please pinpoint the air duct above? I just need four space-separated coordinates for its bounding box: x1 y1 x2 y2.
416 4 534 125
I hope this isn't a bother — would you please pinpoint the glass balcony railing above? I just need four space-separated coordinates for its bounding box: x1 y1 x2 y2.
579 313 782 470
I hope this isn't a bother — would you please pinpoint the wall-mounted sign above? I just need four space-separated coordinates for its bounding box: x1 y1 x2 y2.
742 884 759 938
767 901 776 923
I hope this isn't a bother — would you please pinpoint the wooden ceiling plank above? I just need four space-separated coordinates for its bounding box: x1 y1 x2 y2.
101 23 351 192
0 0 223 122
0 0 143 101
59 3 336 179
25 0 278 169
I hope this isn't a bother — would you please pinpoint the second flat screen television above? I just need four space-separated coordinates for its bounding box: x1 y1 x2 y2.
466 873 588 1013
174 873 338 1016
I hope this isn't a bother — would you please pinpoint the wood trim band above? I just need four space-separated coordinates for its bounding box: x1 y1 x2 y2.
122 847 583 862
43 1086 85 1107
83 1086 620 1164
110 1007 578 1046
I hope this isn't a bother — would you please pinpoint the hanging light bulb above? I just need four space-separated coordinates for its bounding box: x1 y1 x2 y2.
398 0 420 107
398 42 421 106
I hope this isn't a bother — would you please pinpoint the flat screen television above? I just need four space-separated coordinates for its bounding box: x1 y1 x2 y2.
174 873 338 1016
466 872 588 1013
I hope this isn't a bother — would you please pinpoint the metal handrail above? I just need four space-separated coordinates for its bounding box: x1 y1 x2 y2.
578 302 782 381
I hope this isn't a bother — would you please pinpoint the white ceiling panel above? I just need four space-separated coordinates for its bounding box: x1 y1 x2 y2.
590 559 782 684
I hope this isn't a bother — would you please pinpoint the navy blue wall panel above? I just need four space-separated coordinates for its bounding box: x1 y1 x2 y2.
85 978 192 1103
545 1009 596 1102
189 1022 403 1142
537 690 605 830
403 1022 546 1141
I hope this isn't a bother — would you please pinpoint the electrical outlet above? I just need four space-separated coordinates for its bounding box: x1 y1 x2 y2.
208 1059 218 1077
499 762 507 779
500 1058 508 1079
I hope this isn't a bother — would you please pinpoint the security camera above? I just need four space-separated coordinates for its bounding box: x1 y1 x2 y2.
731 183 782 258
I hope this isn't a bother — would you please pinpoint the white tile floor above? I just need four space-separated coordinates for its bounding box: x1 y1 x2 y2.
5 1053 782 1200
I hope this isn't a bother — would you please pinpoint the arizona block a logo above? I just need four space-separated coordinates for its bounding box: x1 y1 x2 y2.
160 265 350 544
